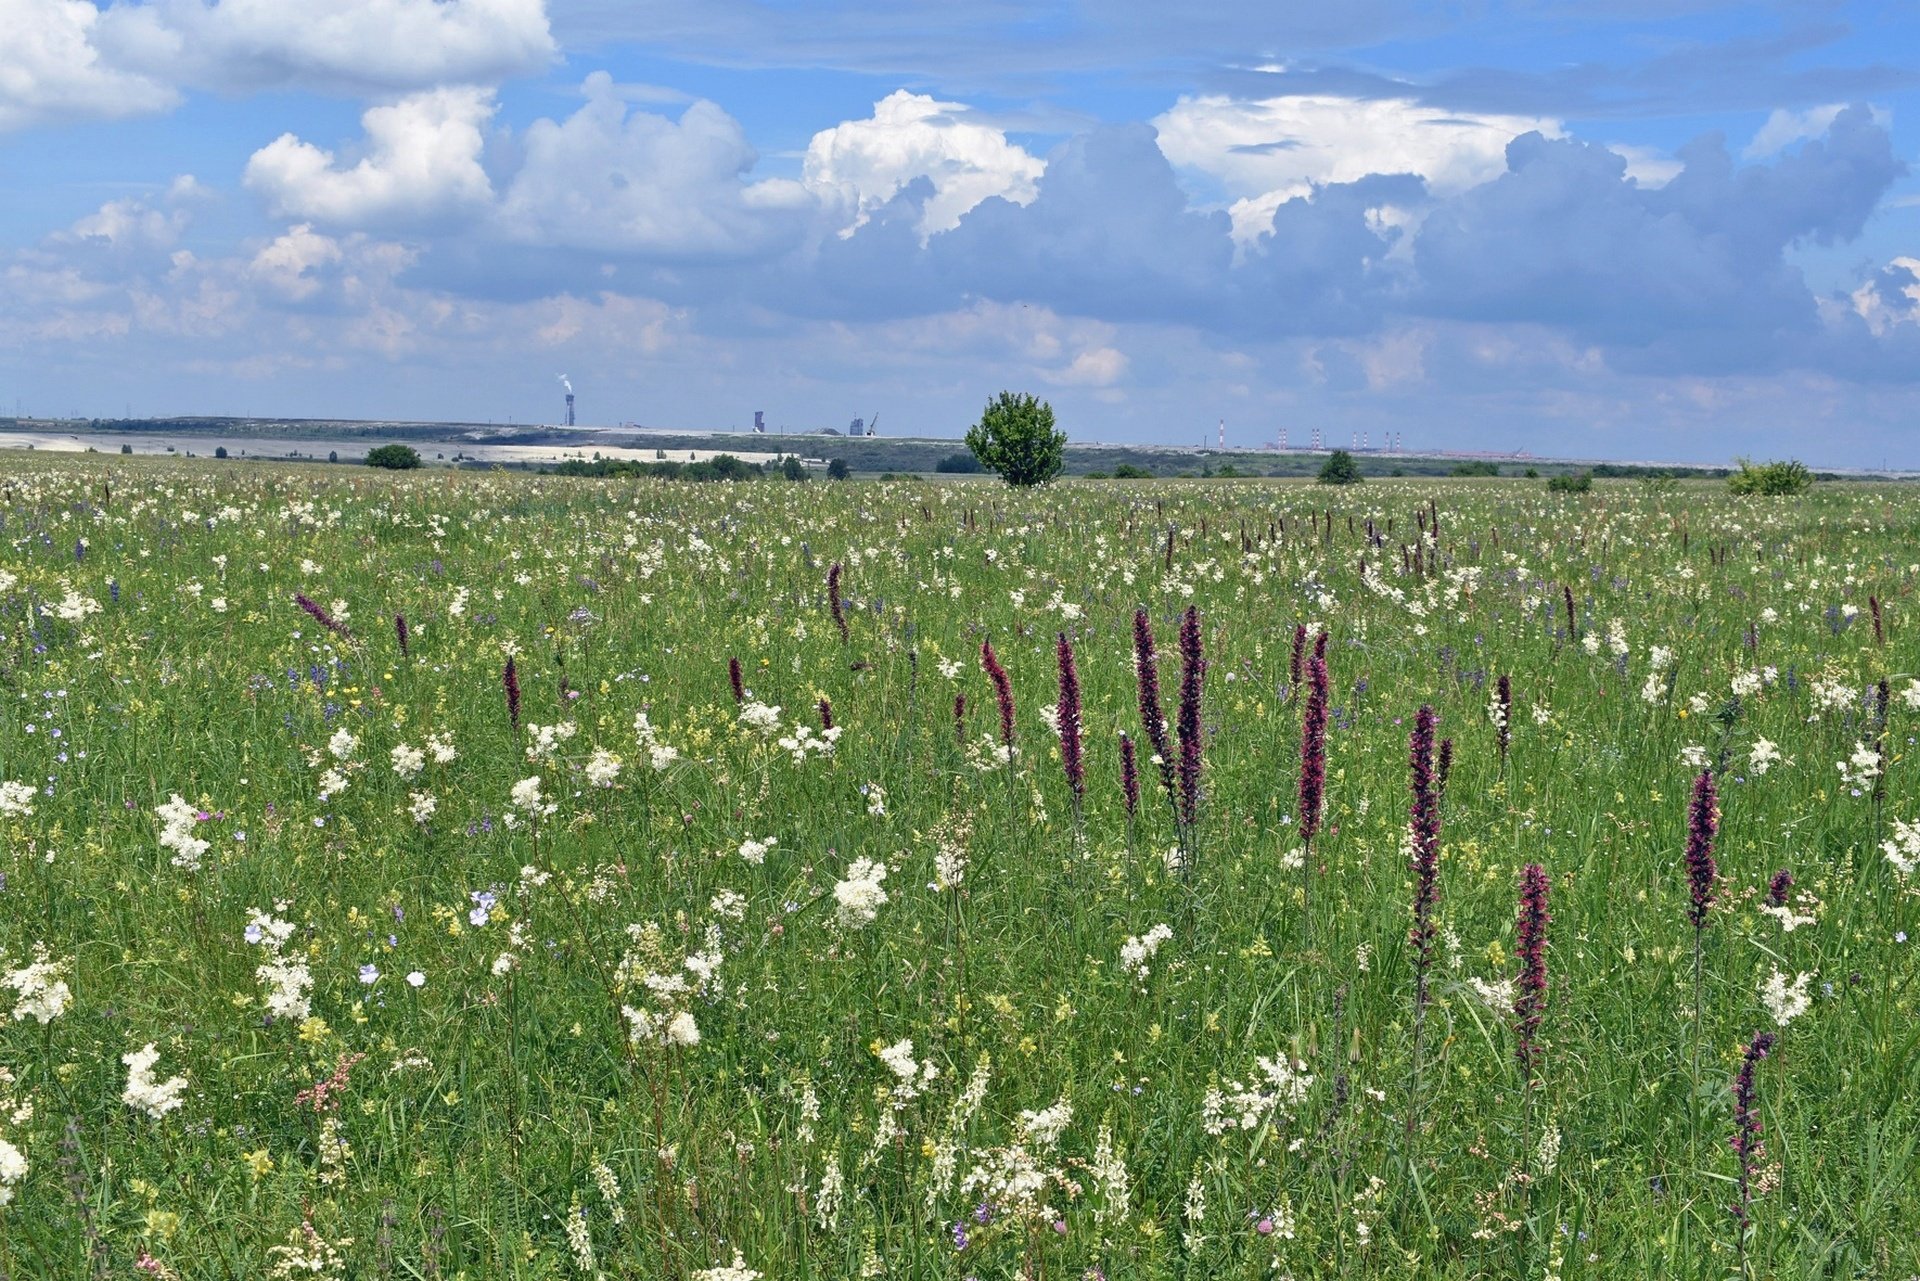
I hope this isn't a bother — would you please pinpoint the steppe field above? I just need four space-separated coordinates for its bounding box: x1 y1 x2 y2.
0 458 1915 1280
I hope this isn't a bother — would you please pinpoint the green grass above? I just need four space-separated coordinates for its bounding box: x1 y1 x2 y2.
0 458 1914 1279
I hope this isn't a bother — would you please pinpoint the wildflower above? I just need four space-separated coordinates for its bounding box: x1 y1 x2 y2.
1491 674 1513 763
155 794 210 871
502 656 520 730
1175 605 1205 833
981 639 1015 748
833 858 890 929
1883 818 1920 877
1407 704 1441 992
827 561 849 643
728 656 745 702
123 1043 188 1119
407 791 437 824
390 743 426 779
738 835 776 865
1133 608 1176 806
0 781 36 817
738 700 782 737
692 1249 763 1281
1298 653 1330 844
406 971 425 988
1759 967 1813 1028
1055 633 1086 805
0 1138 28 1205
564 1198 594 1274
293 593 350 637
394 613 409 657
1684 769 1718 931
1120 924 1173 980
584 749 622 788
1749 738 1782 776
327 728 357 761
1514 863 1551 1081
1729 1031 1777 1227
4 945 71 1023
1118 732 1140 820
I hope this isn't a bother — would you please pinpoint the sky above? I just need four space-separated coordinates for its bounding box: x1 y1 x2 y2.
3 1 1920 466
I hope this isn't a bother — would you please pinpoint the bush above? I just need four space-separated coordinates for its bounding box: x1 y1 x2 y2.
781 457 809 482
214 446 229 459
1112 463 1154 479
1317 450 1363 485
965 391 1065 487
1451 460 1500 477
1547 471 1593 493
827 458 851 481
934 453 984 474
1728 458 1812 496
121 443 132 455
365 444 422 470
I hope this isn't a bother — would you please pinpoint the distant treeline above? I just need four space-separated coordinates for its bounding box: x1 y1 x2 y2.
550 455 771 482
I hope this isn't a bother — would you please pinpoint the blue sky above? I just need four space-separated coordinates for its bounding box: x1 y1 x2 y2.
4 0 1920 465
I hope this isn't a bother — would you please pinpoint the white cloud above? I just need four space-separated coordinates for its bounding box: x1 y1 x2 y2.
1743 104 1846 159
1850 257 1920 336
1604 143 1681 188
1048 346 1130 387
1154 94 1560 242
1 0 550 132
803 91 1044 238
247 224 344 301
493 72 812 258
0 0 177 131
245 87 497 227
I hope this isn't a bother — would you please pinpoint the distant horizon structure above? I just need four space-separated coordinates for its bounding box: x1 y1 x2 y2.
1218 418 1225 450
1279 426 1288 451
753 410 765 433
558 374 574 427
1310 425 1323 451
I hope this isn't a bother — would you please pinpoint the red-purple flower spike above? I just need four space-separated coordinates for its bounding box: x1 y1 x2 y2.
1298 654 1330 845
502 655 521 731
1175 605 1205 831
981 639 1015 747
1563 584 1578 641
1055 633 1085 803
295 593 351 639
1408 705 1441 986
828 562 849 643
394 614 409 658
1870 594 1884 646
1132 608 1176 803
1729 1030 1777 1228
728 657 745 703
1118 732 1140 820
1312 628 1329 665
1514 862 1551 1081
1437 737 1455 805
1288 623 1308 689
818 698 834 731
1685 768 1719 931
1767 868 1793 908
953 692 967 745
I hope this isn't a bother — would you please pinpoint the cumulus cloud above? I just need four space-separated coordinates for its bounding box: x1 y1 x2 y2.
244 87 497 227
1153 94 1558 243
1 0 550 131
0 0 178 131
802 91 1043 238
1741 102 1889 159
492 72 813 258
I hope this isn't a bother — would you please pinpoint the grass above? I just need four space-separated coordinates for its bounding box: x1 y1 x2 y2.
0 458 1914 1279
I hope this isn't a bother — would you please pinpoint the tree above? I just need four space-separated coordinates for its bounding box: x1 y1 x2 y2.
934 452 983 474
366 444 422 470
1317 450 1363 485
827 458 851 480
965 391 1065 487
214 446 229 459
1547 471 1593 493
1728 458 1812 496
781 456 809 482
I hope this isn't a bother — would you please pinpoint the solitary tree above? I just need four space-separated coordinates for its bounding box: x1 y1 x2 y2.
966 391 1066 487
1317 449 1363 485
366 444 422 470
827 458 851 480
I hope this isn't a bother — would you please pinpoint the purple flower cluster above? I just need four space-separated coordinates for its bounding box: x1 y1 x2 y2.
1514 862 1551 1080
1767 868 1793 908
1175 606 1204 830
827 562 849 643
981 640 1015 747
394 613 409 658
502 655 521 731
1298 652 1330 845
1408 704 1441 986
1495 674 1513 761
1055 633 1085 801
1685 768 1718 931
1132 609 1176 805
1288 622 1308 689
1118 731 1140 820
728 656 745 704
294 593 351 639
1729 1030 1777 1225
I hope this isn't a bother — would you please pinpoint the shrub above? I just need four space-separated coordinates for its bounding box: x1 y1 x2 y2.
1548 471 1593 493
1451 460 1500 477
1317 450 1363 485
934 453 984 474
214 446 229 459
1728 458 1812 496
1112 463 1154 479
827 458 851 480
781 457 809 482
965 391 1065 487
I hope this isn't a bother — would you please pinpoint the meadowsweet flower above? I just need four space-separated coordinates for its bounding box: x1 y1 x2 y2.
1749 738 1783 775
833 858 890 929
390 743 425 779
407 791 437 824
0 781 36 817
738 835 775 865
1760 966 1813 1027
1201 1052 1312 1136
692 1250 763 1281
1120 924 1173 980
1883 818 1920 877
426 732 457 764
4 945 71 1023
738 700 782 737
327 728 358 760
0 1137 25 1205
122 1043 188 1119
155 794 210 871
584 749 622 788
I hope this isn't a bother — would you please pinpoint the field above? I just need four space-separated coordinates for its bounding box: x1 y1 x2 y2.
0 459 1915 1279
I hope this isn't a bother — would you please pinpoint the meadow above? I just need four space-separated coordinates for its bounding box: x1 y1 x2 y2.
0 458 1915 1279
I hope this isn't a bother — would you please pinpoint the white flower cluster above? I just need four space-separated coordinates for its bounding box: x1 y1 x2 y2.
1201 1052 1313 1137
1749 738 1784 776
584 748 623 788
0 780 36 817
122 1042 188 1119
1837 743 1882 792
738 700 783 737
776 722 842 765
504 776 557 828
155 793 210 871
833 858 890 929
4 945 72 1023
523 720 577 764
1760 966 1814 1028
633 713 681 771
959 1096 1078 1229
247 905 313 1023
737 835 776 865
1119 924 1174 981
1883 817 1920 878
390 743 426 779
690 1251 763 1281
616 922 723 1050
